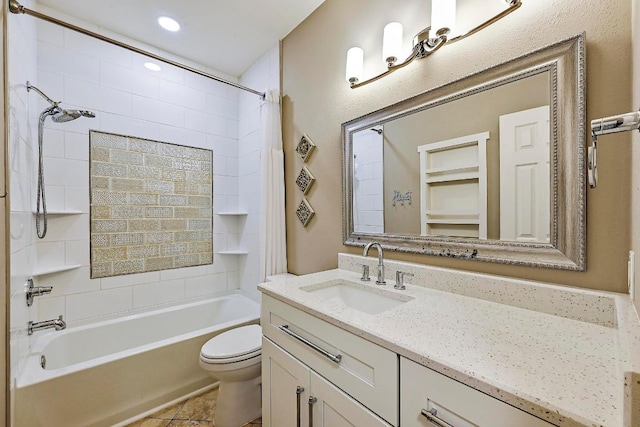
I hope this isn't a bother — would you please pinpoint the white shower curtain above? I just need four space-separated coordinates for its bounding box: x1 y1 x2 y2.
259 89 288 281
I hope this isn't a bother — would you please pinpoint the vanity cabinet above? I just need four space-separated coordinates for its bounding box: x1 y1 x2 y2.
261 295 398 427
263 337 391 427
400 357 555 427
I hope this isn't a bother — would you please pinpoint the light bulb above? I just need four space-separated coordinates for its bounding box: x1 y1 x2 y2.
158 16 180 32
382 22 403 66
431 0 456 36
346 47 364 85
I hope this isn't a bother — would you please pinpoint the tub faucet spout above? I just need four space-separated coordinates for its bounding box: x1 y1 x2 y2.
28 315 66 335
363 241 386 285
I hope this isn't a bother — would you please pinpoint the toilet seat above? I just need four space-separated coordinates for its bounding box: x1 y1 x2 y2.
200 324 261 364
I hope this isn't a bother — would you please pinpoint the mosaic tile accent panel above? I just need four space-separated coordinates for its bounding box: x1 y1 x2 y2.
90 130 213 278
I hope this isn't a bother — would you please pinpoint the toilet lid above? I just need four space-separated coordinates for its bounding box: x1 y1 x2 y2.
201 324 261 360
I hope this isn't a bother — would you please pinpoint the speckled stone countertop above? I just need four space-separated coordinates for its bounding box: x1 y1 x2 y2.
258 257 640 427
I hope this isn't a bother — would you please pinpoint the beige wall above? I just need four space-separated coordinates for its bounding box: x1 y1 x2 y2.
282 0 632 293
632 0 640 313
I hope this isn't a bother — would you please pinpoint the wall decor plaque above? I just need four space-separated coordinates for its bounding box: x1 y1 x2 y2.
295 166 316 195
296 199 315 227
296 134 316 162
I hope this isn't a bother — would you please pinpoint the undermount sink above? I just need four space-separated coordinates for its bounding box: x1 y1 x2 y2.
301 280 413 315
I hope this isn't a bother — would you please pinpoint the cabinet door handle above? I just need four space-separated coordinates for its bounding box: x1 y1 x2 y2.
279 324 342 364
296 386 304 427
421 408 455 427
308 396 317 427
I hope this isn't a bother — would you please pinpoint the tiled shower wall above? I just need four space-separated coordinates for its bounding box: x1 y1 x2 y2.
7 2 257 345
238 46 281 299
31 15 243 323
8 0 38 407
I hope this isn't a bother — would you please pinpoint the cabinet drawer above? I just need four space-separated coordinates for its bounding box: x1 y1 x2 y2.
262 295 398 426
401 357 556 427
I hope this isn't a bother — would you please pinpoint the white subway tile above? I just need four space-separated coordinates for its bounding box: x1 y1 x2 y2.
35 241 65 268
37 296 66 322
64 77 133 116
184 273 227 298
38 41 100 84
185 109 227 136
159 265 209 281
132 96 185 128
100 61 159 99
132 279 185 309
101 271 161 290
65 240 90 266
42 129 65 158
64 186 89 213
37 20 64 46
158 81 206 110
64 131 89 161
64 29 132 68
39 213 89 242
66 287 132 321
39 267 100 296
42 185 66 212
43 157 88 187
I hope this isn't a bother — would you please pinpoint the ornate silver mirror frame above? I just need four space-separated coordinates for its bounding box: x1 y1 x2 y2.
342 34 586 270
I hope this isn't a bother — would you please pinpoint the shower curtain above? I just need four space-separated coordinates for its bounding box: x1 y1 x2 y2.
259 89 288 281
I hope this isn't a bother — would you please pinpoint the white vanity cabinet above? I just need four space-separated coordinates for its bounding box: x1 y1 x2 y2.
263 337 391 427
261 295 398 427
400 357 556 427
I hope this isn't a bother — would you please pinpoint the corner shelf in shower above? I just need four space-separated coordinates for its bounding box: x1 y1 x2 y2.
32 264 82 277
216 250 249 255
32 210 83 215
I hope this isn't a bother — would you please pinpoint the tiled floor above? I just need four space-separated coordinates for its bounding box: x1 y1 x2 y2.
124 388 262 427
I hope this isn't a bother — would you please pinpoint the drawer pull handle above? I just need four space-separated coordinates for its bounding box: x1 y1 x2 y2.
279 324 343 364
296 386 304 427
421 408 455 427
308 396 317 427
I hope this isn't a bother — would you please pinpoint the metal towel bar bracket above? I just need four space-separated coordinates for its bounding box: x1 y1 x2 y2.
589 110 640 188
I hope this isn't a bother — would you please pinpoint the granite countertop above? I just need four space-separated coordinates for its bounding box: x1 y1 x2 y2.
258 268 627 427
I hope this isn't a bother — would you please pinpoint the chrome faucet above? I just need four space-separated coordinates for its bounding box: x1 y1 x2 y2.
363 242 386 285
26 278 52 307
28 315 66 336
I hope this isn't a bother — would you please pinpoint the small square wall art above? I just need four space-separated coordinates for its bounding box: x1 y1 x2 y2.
296 199 315 227
295 133 316 163
295 166 315 195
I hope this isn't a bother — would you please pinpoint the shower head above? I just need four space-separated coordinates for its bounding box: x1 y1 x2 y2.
50 109 96 123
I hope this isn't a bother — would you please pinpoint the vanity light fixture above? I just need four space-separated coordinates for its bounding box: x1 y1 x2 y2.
158 16 181 32
346 0 522 88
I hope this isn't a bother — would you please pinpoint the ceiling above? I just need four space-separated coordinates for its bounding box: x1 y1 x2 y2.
35 0 325 77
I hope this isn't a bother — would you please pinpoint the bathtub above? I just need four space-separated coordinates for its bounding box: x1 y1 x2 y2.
15 291 260 427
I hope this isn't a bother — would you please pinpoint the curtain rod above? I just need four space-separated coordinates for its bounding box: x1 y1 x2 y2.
8 0 266 100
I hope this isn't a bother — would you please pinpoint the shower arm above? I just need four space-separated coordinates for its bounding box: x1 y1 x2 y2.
26 81 59 108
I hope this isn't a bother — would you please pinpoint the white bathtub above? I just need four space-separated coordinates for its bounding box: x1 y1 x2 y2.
15 291 260 427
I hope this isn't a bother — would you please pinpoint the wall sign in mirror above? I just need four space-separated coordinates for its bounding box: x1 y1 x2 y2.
342 34 586 270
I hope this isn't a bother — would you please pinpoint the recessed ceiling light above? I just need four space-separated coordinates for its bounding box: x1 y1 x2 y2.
158 16 180 32
144 62 162 72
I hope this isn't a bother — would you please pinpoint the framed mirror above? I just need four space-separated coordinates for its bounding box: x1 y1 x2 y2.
342 34 586 270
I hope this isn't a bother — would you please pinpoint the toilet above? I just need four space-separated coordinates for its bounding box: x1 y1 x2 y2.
199 324 262 427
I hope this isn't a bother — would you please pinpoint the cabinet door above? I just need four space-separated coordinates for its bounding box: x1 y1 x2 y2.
263 337 310 427
309 371 391 427
401 358 555 427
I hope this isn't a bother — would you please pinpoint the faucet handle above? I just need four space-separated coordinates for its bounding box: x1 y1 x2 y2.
394 271 414 290
360 264 371 282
